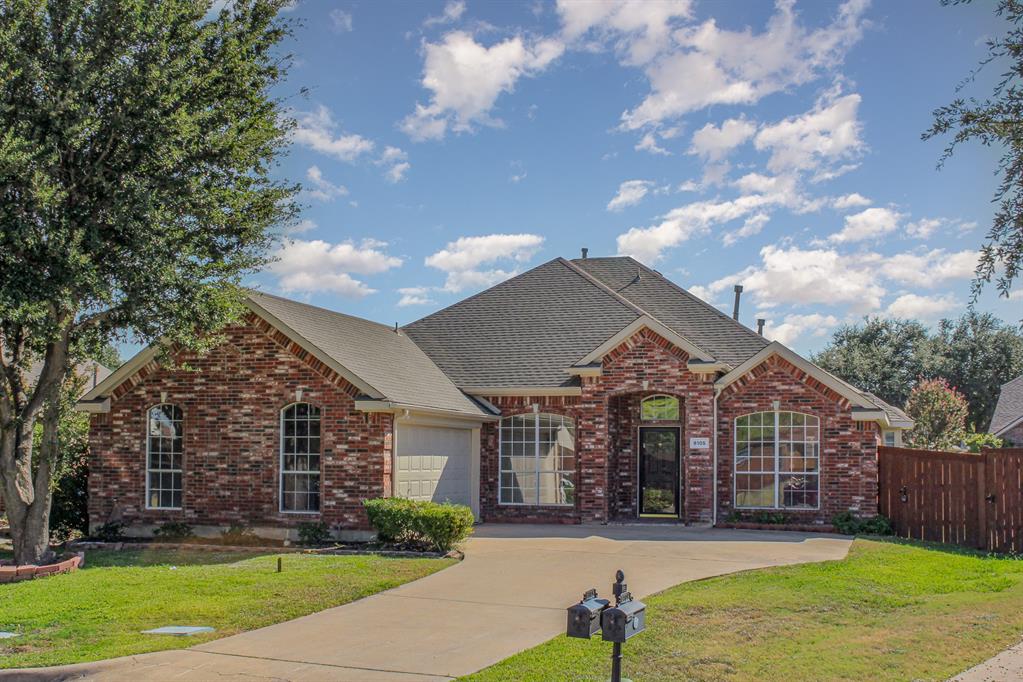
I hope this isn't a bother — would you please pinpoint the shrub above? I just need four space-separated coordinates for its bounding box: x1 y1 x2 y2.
751 511 788 525
220 525 263 546
153 521 194 541
831 511 893 536
364 497 420 543
965 432 1004 452
94 521 126 542
363 498 475 552
297 521 332 546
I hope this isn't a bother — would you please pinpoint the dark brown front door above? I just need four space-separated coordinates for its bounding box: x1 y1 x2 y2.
640 427 681 517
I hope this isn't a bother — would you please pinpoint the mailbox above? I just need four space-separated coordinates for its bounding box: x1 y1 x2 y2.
567 588 610 639
600 597 646 643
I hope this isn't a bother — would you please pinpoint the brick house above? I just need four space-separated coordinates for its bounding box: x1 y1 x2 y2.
991 375 1023 446
79 256 911 539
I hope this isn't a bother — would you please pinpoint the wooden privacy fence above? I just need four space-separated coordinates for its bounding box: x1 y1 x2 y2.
878 446 1023 553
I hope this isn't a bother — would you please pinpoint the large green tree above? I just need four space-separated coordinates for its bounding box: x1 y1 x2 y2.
930 312 1023 430
925 0 1023 301
811 318 934 408
0 0 298 564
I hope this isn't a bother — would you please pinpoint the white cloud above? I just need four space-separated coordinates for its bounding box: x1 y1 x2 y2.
619 0 870 129
879 249 978 288
689 117 756 162
304 166 348 202
828 206 904 243
293 106 375 162
270 239 402 296
906 217 942 239
833 192 871 210
424 0 466 27
635 131 671 155
753 92 863 174
330 9 353 33
885 293 959 319
616 173 808 261
723 213 770 246
425 233 544 291
762 313 840 346
397 286 436 307
288 219 317 235
401 32 564 140
694 244 887 313
607 180 653 211
557 0 694 66
376 146 410 183
510 171 528 183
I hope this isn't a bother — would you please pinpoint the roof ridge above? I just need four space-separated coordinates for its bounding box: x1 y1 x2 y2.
246 289 395 332
403 257 565 330
619 256 768 344
559 257 718 363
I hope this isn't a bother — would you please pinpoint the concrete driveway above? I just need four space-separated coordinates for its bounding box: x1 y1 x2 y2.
6 525 850 681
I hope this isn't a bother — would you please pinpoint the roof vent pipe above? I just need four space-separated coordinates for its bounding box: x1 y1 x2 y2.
581 247 588 259
732 285 743 321
757 318 766 335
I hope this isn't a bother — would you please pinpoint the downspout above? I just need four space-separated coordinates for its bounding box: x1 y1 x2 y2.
712 386 721 527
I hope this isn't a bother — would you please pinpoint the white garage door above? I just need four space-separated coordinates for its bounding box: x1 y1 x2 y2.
395 424 472 507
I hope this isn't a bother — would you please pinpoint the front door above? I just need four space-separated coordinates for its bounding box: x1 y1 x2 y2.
639 427 681 518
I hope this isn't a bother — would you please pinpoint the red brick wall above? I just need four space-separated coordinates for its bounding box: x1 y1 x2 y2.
88 313 391 533
717 354 878 523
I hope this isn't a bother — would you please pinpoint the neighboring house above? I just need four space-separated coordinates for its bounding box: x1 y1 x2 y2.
991 375 1023 447
78 256 911 539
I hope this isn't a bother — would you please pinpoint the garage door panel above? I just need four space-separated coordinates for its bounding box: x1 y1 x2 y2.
396 425 472 507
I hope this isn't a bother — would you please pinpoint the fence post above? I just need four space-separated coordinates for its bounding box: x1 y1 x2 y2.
977 449 988 551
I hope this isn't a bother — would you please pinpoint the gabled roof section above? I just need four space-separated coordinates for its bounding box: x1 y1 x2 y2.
991 375 1023 436
572 256 769 367
81 291 491 419
716 341 877 410
575 315 717 366
403 258 643 389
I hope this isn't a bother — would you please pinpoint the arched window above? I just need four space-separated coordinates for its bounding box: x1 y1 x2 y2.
280 403 322 513
146 404 183 509
641 395 679 421
735 411 820 509
500 413 575 506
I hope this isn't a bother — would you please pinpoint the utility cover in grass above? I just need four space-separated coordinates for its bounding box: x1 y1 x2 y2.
0 632 19 639
141 626 214 636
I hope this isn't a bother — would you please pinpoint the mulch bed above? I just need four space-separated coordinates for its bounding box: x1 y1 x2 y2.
68 538 458 559
716 521 840 534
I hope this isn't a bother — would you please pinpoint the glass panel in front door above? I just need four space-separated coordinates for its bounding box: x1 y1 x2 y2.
641 429 679 516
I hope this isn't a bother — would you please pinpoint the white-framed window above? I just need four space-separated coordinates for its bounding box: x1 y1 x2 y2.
883 430 896 447
641 395 680 421
146 404 183 509
499 412 575 506
734 411 820 510
280 402 321 513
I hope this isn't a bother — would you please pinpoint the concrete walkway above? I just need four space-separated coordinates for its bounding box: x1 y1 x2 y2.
4 525 850 681
954 640 1023 681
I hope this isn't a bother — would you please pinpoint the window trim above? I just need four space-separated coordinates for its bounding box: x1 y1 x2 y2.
145 403 184 511
498 411 576 507
279 401 323 515
640 394 680 422
733 410 821 511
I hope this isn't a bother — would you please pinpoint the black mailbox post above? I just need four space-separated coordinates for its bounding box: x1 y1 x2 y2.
565 570 646 682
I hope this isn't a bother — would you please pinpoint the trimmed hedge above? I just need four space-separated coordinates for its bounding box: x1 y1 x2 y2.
363 498 474 552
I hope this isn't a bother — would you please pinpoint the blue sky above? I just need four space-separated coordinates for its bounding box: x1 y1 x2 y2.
245 0 1019 355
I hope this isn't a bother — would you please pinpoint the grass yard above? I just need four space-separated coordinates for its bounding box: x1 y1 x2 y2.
0 547 453 669
466 538 1023 682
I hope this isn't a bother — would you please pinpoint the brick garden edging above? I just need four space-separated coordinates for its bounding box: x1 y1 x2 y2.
0 553 83 583
68 540 459 560
716 522 839 534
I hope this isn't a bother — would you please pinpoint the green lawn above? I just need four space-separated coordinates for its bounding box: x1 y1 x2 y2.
0 547 453 669
466 538 1023 682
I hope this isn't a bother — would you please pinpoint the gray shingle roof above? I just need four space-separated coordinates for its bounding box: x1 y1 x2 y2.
247 291 489 417
402 259 643 388
862 392 914 428
991 375 1023 435
571 257 769 367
